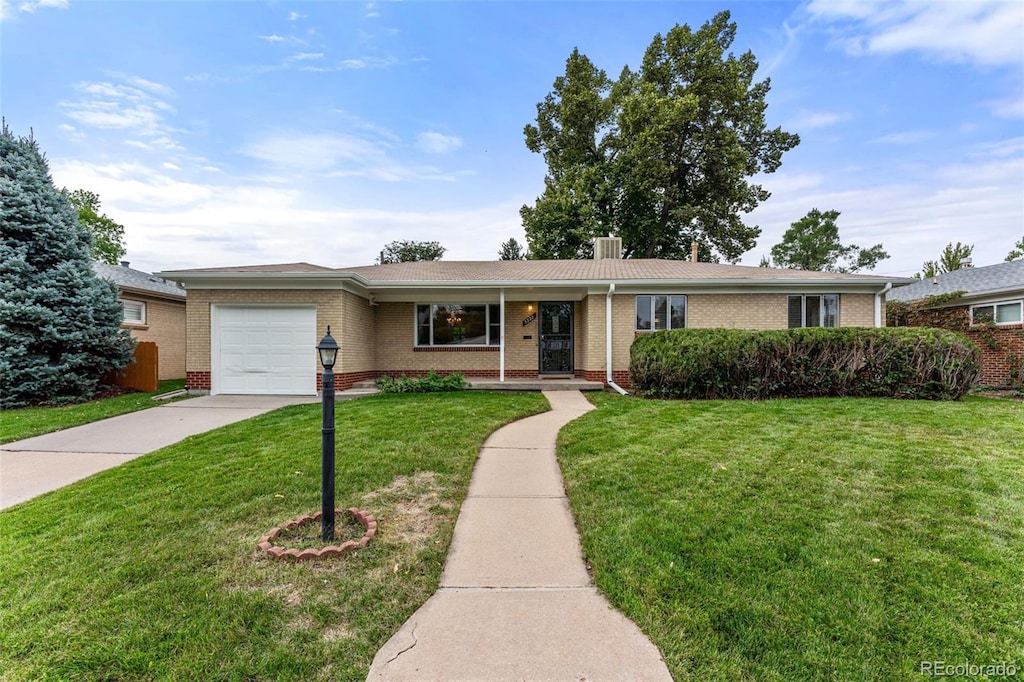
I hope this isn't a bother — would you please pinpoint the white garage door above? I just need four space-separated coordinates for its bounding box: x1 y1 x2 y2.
213 306 317 395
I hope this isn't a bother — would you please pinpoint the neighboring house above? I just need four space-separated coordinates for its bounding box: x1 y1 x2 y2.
94 261 187 380
888 259 1024 386
159 238 906 396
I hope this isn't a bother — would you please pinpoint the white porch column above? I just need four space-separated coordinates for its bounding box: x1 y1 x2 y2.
499 288 505 382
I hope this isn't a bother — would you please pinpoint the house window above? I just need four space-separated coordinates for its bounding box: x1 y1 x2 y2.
122 300 146 324
788 295 839 328
636 295 687 331
971 300 1023 326
416 304 501 346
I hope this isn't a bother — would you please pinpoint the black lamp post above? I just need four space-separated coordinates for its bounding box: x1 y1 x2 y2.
317 326 339 541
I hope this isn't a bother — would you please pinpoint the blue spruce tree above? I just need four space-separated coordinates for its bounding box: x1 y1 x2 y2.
0 124 134 407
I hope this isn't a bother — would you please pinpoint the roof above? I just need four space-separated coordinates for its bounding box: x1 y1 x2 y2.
164 262 335 274
161 259 906 286
94 262 186 299
887 260 1024 303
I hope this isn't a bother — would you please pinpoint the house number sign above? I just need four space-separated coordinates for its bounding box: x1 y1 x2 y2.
522 313 537 327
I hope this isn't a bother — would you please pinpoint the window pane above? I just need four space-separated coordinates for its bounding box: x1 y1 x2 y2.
488 304 501 345
653 296 668 330
973 306 995 324
822 295 839 328
788 296 803 328
416 305 431 345
122 301 143 323
805 296 821 328
636 296 652 330
433 304 486 345
995 302 1022 324
670 296 686 329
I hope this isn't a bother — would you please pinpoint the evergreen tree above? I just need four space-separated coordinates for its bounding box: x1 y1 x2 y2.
0 124 134 408
767 208 888 273
1007 237 1024 262
497 238 527 260
913 241 973 279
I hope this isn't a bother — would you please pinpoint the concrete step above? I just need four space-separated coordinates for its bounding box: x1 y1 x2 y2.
352 378 606 391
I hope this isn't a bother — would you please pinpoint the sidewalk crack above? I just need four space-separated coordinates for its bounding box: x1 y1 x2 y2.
385 622 418 665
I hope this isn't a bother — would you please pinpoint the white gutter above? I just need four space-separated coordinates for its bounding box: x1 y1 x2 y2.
875 282 893 327
499 288 505 382
606 283 628 395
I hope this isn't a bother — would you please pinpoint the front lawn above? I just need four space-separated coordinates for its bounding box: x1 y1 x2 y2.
558 395 1024 681
0 379 187 444
0 392 547 680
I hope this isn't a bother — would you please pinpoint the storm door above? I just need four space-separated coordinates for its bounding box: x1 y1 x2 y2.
539 302 574 375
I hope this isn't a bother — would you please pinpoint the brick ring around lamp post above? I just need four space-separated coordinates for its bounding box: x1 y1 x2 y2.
258 508 377 561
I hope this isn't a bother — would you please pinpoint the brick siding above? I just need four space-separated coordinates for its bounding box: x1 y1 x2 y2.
963 324 1024 387
121 294 186 380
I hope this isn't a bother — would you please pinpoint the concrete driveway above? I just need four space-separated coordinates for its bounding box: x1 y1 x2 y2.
0 394 325 510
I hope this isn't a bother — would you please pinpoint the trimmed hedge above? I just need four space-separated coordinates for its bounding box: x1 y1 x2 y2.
630 327 980 400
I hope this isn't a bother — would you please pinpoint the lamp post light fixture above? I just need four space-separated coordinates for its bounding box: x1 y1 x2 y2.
317 326 339 541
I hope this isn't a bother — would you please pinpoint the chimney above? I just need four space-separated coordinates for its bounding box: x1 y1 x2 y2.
959 258 973 269
593 235 623 260
691 242 699 263
120 261 130 268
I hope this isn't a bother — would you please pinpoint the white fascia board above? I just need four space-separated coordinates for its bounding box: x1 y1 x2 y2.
157 272 370 298
588 282 897 296
924 287 1024 308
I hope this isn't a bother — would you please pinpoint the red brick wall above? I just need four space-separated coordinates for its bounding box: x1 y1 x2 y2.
962 324 1024 387
579 369 631 388
186 371 211 391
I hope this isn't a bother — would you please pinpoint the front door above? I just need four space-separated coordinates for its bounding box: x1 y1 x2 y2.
539 302 574 375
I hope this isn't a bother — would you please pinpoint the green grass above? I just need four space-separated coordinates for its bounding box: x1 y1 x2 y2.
0 392 547 681
0 379 188 444
557 394 1024 681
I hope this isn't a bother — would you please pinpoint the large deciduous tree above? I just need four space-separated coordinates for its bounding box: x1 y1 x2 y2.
0 124 134 408
521 11 799 262
376 240 446 264
65 189 127 265
768 208 888 273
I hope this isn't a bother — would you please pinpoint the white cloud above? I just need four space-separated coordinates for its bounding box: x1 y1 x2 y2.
301 56 398 72
48 156 523 272
416 131 464 154
240 130 456 182
869 130 934 145
3 0 66 18
162 162 181 171
787 110 852 131
807 0 1024 67
989 96 1024 119
60 78 178 144
288 11 305 21
745 139 1024 276
286 52 324 62
258 33 306 46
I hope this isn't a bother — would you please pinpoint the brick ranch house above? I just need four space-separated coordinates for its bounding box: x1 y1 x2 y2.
159 242 907 396
888 259 1024 387
94 261 187 380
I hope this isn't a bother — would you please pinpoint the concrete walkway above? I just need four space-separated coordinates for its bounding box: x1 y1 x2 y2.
367 390 671 681
0 392 373 510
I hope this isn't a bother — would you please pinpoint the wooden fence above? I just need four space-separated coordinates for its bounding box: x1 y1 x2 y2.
105 341 159 392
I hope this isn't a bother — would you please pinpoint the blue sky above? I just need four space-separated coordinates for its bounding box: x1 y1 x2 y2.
2 0 1022 277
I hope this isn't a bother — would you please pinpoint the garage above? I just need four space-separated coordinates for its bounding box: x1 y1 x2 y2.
212 305 317 395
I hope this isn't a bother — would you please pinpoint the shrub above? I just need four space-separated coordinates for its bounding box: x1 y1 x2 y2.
630 327 980 400
375 370 467 394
